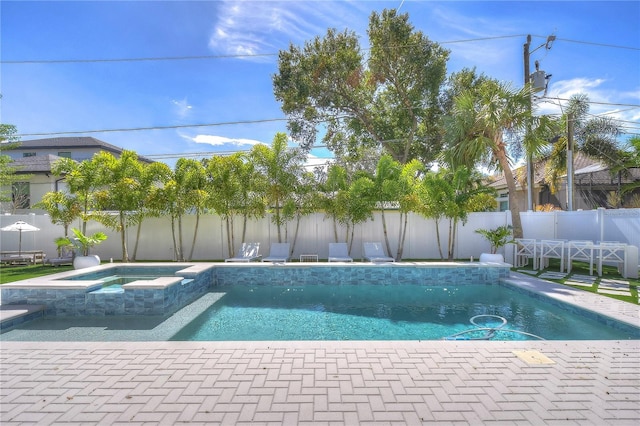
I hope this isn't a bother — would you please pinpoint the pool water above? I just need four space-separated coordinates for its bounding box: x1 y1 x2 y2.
61 266 185 282
89 276 167 293
169 284 640 341
59 266 189 294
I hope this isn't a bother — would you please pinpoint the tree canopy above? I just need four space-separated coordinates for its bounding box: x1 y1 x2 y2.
273 9 449 166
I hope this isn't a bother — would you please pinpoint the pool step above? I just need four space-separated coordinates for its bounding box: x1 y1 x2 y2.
0 304 45 332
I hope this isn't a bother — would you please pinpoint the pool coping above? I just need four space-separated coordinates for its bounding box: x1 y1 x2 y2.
503 272 640 329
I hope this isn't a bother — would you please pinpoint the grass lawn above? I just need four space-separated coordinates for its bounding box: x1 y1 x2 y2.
1 259 638 305
512 258 639 305
0 264 74 284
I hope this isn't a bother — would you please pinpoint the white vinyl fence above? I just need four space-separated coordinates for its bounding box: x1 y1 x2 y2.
1 208 638 262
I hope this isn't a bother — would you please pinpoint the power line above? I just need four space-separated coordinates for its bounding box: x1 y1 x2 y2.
545 96 640 109
548 37 639 51
15 118 289 138
1 53 277 65
6 34 636 65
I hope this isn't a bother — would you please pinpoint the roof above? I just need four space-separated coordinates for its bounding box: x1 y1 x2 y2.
3 137 154 163
488 153 609 189
10 154 66 174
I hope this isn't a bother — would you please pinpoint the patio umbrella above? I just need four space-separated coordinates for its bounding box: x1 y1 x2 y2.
1 221 40 255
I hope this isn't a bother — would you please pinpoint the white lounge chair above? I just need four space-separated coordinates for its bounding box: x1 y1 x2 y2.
46 247 74 267
262 242 291 263
363 242 395 263
225 242 261 262
328 243 353 262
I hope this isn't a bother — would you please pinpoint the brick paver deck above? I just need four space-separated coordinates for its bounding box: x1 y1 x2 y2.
2 340 639 425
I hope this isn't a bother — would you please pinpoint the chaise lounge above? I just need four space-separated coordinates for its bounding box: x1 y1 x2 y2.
262 242 291 263
225 242 262 262
328 243 353 262
45 247 74 267
363 242 395 263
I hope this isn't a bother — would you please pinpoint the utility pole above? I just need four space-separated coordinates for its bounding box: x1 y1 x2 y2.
524 35 533 212
567 112 575 211
523 34 555 212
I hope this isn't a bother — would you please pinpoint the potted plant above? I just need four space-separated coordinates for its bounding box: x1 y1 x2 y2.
54 236 74 255
71 228 108 269
475 225 514 263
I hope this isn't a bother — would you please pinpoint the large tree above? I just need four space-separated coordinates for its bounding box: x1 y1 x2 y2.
273 9 448 165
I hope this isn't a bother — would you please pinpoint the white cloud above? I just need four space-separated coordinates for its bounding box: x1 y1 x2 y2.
208 0 366 60
533 77 640 136
192 134 264 147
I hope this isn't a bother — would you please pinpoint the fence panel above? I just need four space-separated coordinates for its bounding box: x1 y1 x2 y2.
1 209 637 262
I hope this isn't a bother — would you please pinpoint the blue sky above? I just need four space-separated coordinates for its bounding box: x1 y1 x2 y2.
2 0 639 168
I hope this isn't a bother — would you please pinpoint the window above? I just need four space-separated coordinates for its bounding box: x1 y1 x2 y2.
57 151 72 158
496 192 509 211
22 152 36 157
12 182 30 209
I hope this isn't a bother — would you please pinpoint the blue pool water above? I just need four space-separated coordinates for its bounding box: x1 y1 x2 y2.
60 266 185 281
169 284 640 341
59 266 188 293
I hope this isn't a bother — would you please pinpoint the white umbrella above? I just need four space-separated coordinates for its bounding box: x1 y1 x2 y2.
1 221 40 255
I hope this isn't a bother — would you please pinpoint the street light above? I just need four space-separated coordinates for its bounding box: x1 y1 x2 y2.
523 34 555 211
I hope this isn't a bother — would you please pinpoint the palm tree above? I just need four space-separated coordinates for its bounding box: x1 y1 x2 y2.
418 167 495 260
33 191 81 237
131 161 172 261
445 79 548 238
206 153 263 257
544 94 623 200
52 156 104 235
250 133 304 243
91 150 144 262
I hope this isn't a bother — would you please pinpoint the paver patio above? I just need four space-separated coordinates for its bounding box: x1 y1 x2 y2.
1 340 639 425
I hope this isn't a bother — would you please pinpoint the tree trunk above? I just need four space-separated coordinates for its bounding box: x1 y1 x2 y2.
396 212 409 261
380 208 393 260
188 213 200 261
170 216 178 261
291 213 301 256
349 225 355 254
177 215 184 261
225 216 233 257
119 212 128 262
275 204 282 243
494 144 524 238
435 219 444 260
132 220 142 261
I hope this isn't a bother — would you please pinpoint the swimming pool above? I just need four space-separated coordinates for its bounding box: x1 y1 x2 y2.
169 283 639 341
1 263 638 341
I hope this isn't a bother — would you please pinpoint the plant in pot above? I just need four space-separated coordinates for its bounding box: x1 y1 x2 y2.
71 228 108 269
475 225 514 263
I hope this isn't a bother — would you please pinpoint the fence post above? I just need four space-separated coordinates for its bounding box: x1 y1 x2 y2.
598 207 605 243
